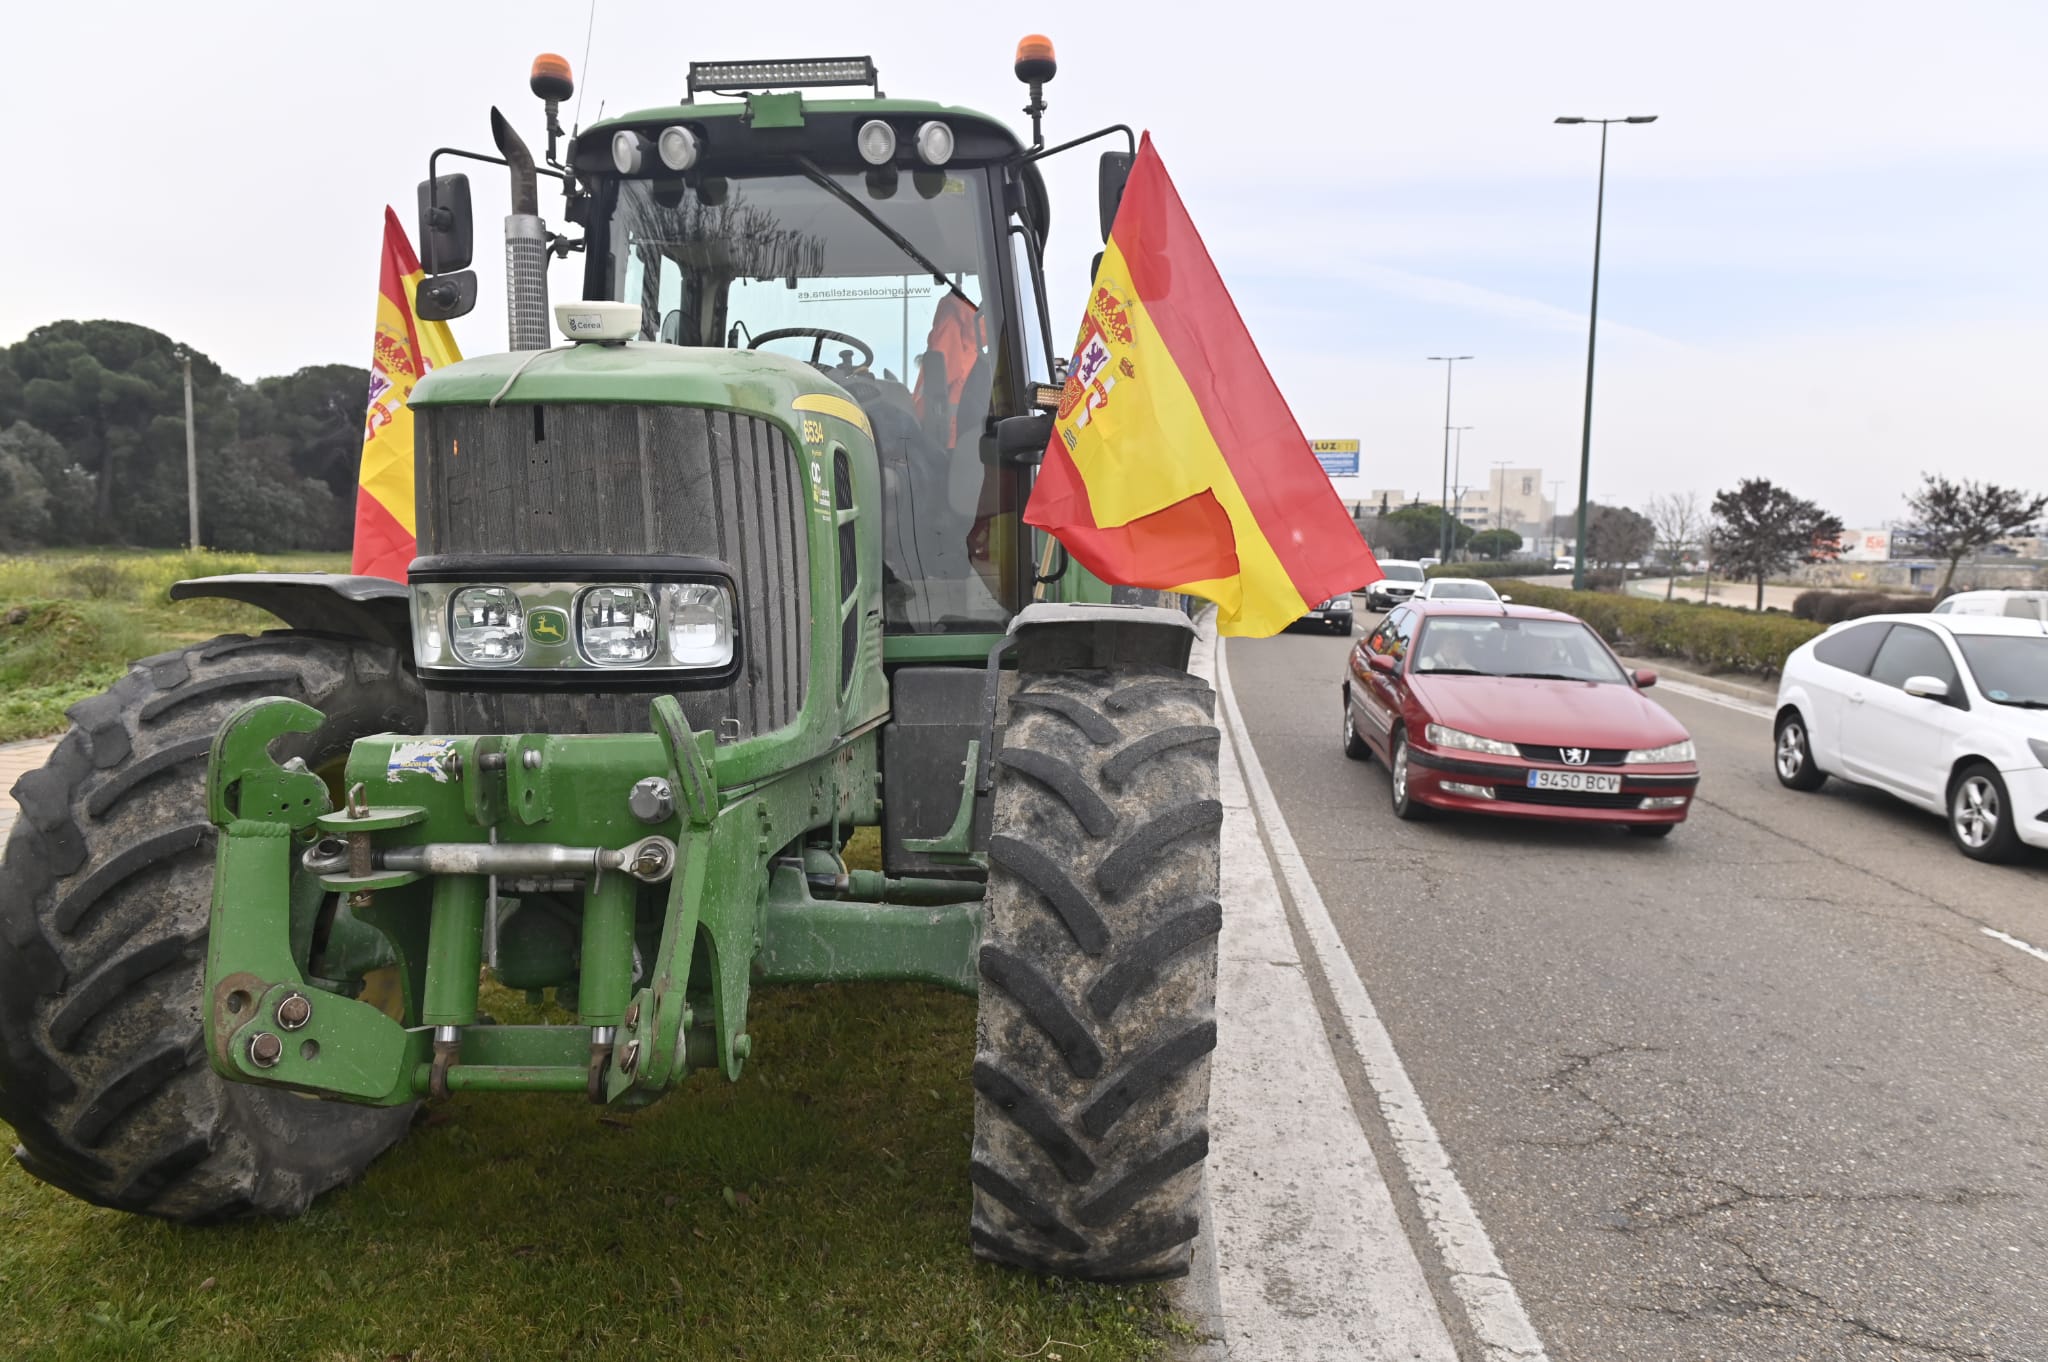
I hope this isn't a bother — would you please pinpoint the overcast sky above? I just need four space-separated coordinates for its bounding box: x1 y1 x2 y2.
5 0 2043 527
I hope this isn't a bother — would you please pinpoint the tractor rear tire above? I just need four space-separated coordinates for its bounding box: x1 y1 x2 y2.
0 631 424 1222
972 663 1222 1281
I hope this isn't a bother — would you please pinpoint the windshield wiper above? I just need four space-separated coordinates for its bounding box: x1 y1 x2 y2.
1993 697 2048 709
1416 667 1488 676
1505 672 1586 681
793 156 977 312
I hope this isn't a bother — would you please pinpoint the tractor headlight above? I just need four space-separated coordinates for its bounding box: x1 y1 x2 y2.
857 119 897 165
449 587 526 666
664 583 734 667
915 120 954 166
656 125 700 172
578 586 659 666
611 130 647 175
411 569 737 679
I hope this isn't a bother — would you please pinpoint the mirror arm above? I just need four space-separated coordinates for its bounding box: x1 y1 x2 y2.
1017 123 1136 165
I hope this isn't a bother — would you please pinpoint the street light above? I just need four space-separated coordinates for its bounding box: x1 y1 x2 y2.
1449 426 1473 558
172 345 199 549
1556 114 1656 591
1428 356 1473 562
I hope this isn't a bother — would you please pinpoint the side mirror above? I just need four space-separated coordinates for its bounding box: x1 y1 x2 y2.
1500 593 1514 603
416 173 474 273
1098 150 1135 240
1902 675 1950 701
1632 668 1658 689
1367 653 1398 675
415 270 478 322
995 413 1054 464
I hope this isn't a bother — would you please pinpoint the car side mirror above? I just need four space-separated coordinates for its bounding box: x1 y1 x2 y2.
1632 668 1658 688
1902 674 1950 701
416 173 474 273
1500 594 1513 603
1098 150 1135 240
1367 653 1398 675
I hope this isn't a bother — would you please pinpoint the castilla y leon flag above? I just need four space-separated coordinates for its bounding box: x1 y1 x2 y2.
1024 134 1381 637
353 207 462 580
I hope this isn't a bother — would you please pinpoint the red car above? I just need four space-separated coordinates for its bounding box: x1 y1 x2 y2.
1340 600 1699 836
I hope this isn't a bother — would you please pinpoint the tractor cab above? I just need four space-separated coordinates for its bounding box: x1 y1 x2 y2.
496 58 1067 635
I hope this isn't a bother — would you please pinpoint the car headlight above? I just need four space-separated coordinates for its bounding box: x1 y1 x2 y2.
412 573 736 677
1626 739 1697 764
1423 723 1519 757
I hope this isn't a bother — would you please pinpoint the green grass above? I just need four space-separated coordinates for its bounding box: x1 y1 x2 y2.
1 982 1183 1361
0 549 349 743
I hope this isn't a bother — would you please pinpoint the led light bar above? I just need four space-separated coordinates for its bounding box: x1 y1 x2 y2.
687 57 880 97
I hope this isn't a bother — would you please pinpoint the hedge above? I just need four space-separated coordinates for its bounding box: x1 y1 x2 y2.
1507 583 1823 677
1790 589 1934 625
1426 560 1562 580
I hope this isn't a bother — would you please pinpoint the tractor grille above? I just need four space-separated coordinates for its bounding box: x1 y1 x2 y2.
415 403 810 737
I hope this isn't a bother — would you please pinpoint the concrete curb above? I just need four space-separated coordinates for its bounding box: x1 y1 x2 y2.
1620 656 1776 709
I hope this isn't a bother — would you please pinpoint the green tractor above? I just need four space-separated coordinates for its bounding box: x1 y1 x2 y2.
0 45 1222 1281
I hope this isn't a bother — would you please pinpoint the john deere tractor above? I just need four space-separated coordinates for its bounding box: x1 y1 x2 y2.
0 44 1221 1281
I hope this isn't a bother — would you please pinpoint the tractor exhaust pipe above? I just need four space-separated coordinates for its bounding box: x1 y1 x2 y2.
491 107 551 351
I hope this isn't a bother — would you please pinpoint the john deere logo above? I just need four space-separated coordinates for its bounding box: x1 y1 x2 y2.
528 608 569 645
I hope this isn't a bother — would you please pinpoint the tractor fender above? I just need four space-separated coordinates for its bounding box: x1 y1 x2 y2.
170 574 413 651
1005 601 1196 674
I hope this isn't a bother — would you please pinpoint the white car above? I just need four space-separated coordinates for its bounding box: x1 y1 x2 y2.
1414 577 1509 603
1932 589 2048 623
1551 558 1575 573
1365 560 1426 611
1774 613 2048 861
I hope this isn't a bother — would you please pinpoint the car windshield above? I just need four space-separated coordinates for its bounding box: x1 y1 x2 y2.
1384 564 1426 582
1412 615 1628 683
605 169 1022 635
1428 581 1496 600
1956 635 2048 707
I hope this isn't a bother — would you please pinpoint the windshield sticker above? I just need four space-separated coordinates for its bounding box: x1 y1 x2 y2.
1988 689 2011 701
388 739 456 784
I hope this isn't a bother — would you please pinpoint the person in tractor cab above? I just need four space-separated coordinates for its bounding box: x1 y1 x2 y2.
912 291 991 449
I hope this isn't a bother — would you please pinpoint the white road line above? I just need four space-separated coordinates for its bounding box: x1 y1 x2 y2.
1982 926 2048 966
1648 676 1775 721
1188 623 1459 1359
1217 640 1549 1362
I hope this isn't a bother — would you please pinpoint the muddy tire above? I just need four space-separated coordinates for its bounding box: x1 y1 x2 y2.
0 632 424 1222
972 664 1222 1281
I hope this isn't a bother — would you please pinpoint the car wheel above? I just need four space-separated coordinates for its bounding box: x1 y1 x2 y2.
1388 730 1431 820
1342 690 1371 761
1948 763 2023 863
1773 712 1827 791
1626 824 1676 839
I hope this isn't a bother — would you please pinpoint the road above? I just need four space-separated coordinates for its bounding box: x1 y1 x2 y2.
1223 619 2048 1361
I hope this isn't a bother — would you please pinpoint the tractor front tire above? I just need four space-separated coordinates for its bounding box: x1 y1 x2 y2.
973 663 1222 1281
0 632 424 1222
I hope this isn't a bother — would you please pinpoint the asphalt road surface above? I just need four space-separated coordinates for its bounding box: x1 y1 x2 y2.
1226 619 2048 1362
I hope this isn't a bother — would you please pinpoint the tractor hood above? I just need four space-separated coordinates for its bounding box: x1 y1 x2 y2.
408 342 872 441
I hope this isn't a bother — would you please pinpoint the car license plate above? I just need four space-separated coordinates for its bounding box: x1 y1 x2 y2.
1528 770 1620 793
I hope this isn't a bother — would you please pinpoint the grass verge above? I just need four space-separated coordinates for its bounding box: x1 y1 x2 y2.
1 977 1183 1362
0 550 349 742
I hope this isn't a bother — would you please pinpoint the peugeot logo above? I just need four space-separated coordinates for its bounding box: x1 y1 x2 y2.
1560 747 1591 766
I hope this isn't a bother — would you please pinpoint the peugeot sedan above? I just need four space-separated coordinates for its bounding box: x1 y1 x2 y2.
1773 613 2048 861
1340 600 1698 835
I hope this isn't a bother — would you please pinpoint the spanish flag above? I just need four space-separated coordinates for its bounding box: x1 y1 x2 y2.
352 208 461 581
1024 136 1380 637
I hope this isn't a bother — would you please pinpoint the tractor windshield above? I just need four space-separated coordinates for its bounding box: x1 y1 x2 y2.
608 168 1023 634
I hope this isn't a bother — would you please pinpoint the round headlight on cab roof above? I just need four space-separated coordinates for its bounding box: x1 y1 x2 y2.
611 130 646 175
657 125 700 172
915 120 954 167
856 119 897 166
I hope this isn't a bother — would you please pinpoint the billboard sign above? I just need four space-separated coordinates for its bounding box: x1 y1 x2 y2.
1311 438 1360 478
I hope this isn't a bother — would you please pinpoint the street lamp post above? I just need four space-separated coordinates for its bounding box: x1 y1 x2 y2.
173 346 200 549
1547 478 1567 558
1555 114 1656 591
1428 356 1472 563
1449 426 1473 559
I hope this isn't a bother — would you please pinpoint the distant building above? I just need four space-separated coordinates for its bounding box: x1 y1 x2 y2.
1839 528 1892 562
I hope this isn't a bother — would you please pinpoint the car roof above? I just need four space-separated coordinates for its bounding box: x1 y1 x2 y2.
1942 588 2047 599
1404 599 1577 622
1377 559 1423 567
1835 612 2048 637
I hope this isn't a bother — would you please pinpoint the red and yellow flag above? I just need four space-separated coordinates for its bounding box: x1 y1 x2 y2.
353 207 461 580
1024 135 1380 636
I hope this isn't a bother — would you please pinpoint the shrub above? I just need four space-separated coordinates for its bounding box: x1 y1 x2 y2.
61 560 132 600
1426 561 1560 580
1793 589 1936 625
1508 583 1823 677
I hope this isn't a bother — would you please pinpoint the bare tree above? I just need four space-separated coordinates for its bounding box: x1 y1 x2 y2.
1645 492 1704 600
1902 474 2048 596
